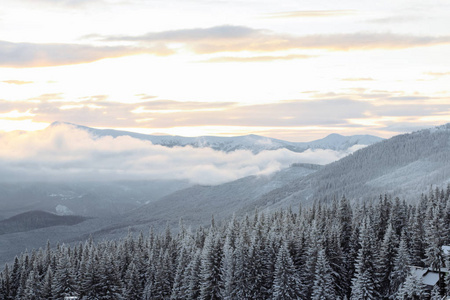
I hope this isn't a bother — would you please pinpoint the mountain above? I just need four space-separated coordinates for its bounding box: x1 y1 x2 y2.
0 210 87 235
51 121 383 153
99 123 450 235
2 123 450 265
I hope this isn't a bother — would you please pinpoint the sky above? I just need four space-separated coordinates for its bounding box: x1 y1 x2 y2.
1 0 450 142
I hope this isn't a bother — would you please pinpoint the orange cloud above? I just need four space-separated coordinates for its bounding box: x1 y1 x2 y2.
424 71 450 76
341 77 375 81
2 80 34 85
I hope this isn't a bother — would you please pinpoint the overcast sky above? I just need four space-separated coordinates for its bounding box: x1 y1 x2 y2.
1 0 450 141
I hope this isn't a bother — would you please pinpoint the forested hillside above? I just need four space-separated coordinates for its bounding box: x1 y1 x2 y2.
1 186 450 299
0 211 87 235
250 124 450 210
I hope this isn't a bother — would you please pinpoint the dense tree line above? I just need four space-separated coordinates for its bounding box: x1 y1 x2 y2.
1 186 450 299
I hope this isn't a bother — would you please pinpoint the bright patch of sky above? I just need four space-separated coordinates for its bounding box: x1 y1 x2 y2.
0 0 449 140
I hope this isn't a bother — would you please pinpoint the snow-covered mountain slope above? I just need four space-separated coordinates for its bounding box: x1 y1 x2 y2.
253 123 450 209
3 124 450 265
51 121 383 153
101 164 321 231
96 123 450 236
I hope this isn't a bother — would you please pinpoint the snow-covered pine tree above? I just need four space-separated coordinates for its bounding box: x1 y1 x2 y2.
41 267 53 300
376 222 398 298
300 221 321 298
272 241 301 300
199 230 222 300
220 233 236 299
123 261 141 299
22 269 41 300
97 252 123 299
185 249 202 300
350 217 379 300
311 247 336 300
390 231 411 297
152 249 173 299
52 247 78 299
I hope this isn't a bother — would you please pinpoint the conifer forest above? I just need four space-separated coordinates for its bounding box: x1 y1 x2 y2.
1 187 450 299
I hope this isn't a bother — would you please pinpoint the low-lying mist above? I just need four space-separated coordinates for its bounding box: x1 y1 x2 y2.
0 124 365 185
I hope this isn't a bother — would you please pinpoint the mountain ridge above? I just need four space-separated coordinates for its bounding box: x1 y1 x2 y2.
50 121 383 153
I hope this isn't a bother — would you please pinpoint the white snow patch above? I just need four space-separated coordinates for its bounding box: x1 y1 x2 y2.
55 205 74 216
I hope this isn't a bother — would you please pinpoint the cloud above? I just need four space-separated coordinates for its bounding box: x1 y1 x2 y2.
0 41 168 68
203 54 317 63
103 25 259 42
96 25 450 53
4 25 450 67
135 94 158 100
2 90 450 140
2 80 34 85
19 0 102 8
341 77 374 81
367 15 422 24
264 10 357 18
424 71 450 76
0 123 361 184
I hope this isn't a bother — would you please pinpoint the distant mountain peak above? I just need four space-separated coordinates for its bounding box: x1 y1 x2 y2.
50 121 79 128
45 121 383 154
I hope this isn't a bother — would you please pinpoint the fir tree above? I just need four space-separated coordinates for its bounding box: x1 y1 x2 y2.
311 248 336 300
272 241 301 300
52 250 77 299
390 232 411 296
199 230 222 300
376 222 398 298
350 218 379 300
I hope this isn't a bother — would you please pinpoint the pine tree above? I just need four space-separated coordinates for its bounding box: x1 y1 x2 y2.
232 233 250 299
220 234 236 299
311 248 336 300
350 218 379 300
246 230 268 299
424 206 445 271
23 269 41 300
0 264 11 300
185 249 202 300
153 249 173 299
396 272 427 299
390 232 411 296
337 196 354 297
300 221 321 298
97 253 123 299
123 261 141 299
199 230 222 300
272 241 301 300
326 225 347 299
376 222 398 298
41 268 53 300
52 250 77 299
171 244 191 299
79 248 102 299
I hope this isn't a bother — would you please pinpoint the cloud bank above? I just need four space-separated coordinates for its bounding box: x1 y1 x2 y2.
0 41 162 68
3 25 450 67
0 124 361 185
